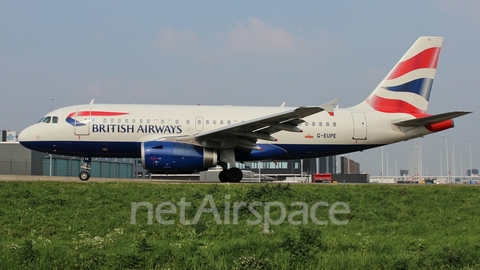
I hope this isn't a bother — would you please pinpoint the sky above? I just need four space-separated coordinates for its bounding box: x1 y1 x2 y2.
1 0 479 177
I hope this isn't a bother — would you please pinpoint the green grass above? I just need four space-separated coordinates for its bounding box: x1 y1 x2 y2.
1 181 480 269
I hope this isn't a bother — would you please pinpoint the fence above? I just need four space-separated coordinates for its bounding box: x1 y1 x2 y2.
0 158 133 178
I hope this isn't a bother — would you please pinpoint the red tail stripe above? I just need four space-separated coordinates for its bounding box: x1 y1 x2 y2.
366 95 425 114
386 47 441 80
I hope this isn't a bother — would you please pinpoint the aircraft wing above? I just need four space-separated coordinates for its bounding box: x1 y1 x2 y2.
191 106 321 150
393 111 471 127
149 99 339 150
171 102 340 151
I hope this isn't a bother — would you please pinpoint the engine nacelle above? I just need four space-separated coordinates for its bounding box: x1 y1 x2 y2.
141 141 217 174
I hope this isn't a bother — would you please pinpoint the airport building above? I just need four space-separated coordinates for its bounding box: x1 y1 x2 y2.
238 156 336 176
0 141 134 178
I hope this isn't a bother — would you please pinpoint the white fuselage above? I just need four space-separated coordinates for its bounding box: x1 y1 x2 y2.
18 103 431 160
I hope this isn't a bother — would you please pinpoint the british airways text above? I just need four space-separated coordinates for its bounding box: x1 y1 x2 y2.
92 124 182 134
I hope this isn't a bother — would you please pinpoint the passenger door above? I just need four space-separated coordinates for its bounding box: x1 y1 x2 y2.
352 112 367 140
74 107 91 135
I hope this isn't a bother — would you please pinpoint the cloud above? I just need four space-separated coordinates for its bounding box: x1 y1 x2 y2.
151 18 338 65
226 18 295 53
153 28 201 53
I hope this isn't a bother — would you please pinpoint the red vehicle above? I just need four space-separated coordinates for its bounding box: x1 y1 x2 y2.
313 173 332 183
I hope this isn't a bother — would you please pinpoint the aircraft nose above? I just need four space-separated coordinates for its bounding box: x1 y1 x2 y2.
18 126 35 144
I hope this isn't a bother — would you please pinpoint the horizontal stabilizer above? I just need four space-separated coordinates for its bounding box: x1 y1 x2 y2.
393 111 472 127
320 98 340 116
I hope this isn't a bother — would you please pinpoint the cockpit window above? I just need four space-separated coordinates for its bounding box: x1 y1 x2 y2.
37 116 58 124
42 116 51 123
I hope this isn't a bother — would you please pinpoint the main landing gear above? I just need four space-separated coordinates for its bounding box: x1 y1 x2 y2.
79 157 91 181
218 165 243 183
218 149 243 183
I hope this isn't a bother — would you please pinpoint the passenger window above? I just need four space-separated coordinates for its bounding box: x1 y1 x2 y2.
213 120 217 125
333 122 337 127
305 122 309 127
103 118 107 123
319 122 323 127
52 116 58 123
227 120 231 125
125 119 129 124
220 120 224 125
206 120 209 125
43 117 51 123
175 119 179 124
168 119 172 124
186 120 190 124
326 122 329 127
118 119 121 123
132 119 136 124
147 119 150 124
139 119 143 124
161 119 165 124
110 118 114 123
312 122 315 127
154 119 158 124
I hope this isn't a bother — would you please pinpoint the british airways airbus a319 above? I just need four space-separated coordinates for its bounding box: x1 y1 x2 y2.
18 37 471 182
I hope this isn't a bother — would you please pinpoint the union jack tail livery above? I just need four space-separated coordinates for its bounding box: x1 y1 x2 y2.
360 36 442 114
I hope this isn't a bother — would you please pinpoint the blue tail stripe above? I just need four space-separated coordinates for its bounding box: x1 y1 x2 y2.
384 78 433 101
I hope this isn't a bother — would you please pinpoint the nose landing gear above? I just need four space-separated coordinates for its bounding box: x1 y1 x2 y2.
79 157 91 181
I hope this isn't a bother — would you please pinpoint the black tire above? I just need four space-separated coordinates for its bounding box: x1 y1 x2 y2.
225 168 243 182
219 170 228 182
79 171 90 181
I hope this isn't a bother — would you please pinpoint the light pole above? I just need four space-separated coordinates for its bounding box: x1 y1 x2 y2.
453 143 457 183
386 148 389 180
418 142 422 181
469 140 472 180
395 154 398 179
413 142 418 179
440 151 443 182
381 147 384 180
443 135 449 183
460 146 463 181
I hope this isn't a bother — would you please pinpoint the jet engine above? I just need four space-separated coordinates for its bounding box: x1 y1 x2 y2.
141 141 217 174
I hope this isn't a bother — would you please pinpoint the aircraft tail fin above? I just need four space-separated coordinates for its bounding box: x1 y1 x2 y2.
356 36 443 114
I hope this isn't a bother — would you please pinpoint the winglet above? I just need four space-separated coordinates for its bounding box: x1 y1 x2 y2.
280 102 286 107
89 99 95 105
320 99 340 116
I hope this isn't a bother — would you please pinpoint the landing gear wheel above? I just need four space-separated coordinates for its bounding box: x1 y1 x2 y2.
79 171 90 181
226 168 243 183
219 170 228 182
79 157 92 181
